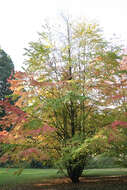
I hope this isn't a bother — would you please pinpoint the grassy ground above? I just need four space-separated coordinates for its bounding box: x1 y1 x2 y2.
0 168 127 186
83 168 127 177
0 168 60 185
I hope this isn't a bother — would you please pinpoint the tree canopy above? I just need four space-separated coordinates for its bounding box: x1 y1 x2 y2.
0 17 126 183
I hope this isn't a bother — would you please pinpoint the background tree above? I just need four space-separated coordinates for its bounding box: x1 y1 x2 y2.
0 48 14 166
0 48 14 99
0 48 14 131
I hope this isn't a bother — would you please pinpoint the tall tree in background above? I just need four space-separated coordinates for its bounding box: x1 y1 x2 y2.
0 48 14 130
0 49 14 99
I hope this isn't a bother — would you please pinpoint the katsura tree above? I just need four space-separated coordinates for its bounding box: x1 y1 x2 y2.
0 17 123 183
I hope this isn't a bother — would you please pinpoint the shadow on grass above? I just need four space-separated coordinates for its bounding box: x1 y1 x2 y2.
1 182 127 190
1 175 127 190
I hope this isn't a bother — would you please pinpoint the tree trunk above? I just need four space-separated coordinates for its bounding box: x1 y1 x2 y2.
67 161 84 183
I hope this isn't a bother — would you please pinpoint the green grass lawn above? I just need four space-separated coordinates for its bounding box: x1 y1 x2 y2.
0 168 127 185
83 168 127 177
0 168 59 185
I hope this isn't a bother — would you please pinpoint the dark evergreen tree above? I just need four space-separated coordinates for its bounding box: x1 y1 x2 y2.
0 49 14 100
0 48 14 131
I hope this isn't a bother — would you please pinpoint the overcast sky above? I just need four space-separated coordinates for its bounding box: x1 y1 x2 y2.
0 0 127 70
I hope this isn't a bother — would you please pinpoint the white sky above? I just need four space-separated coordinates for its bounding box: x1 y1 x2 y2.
0 0 127 70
